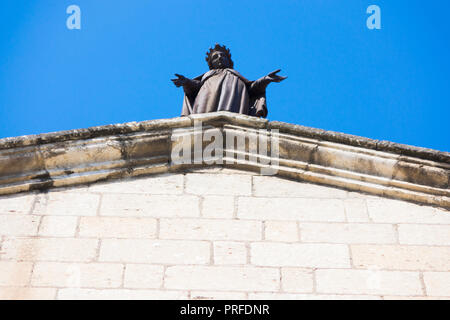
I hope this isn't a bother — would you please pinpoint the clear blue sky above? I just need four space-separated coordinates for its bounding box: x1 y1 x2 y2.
1 0 449 151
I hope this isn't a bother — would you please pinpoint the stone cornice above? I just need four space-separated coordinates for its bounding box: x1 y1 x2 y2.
0 112 448 208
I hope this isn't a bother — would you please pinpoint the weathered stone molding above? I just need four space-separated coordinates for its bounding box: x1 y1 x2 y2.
0 112 448 208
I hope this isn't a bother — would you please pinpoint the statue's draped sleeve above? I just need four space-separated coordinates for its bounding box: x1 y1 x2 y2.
181 75 203 116
248 76 270 118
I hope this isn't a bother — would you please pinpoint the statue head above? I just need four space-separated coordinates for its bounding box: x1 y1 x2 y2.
205 44 234 70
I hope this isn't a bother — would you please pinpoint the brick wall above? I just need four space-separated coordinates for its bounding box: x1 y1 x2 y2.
0 167 449 300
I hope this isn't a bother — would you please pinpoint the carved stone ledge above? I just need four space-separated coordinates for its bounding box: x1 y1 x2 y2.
0 111 448 209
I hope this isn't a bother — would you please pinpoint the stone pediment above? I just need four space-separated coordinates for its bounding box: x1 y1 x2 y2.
0 111 448 209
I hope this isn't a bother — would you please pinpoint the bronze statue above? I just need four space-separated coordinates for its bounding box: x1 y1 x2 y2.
172 44 286 118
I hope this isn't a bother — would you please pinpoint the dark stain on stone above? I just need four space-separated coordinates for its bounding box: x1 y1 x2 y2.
28 147 55 192
392 161 448 188
29 170 53 192
117 137 134 174
29 180 53 192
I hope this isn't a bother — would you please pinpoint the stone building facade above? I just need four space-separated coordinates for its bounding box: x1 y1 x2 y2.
0 112 448 299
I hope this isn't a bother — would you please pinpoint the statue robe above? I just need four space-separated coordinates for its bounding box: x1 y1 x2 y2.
181 68 268 118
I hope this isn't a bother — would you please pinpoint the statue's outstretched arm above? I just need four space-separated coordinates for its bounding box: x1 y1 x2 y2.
250 69 287 94
171 74 201 96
